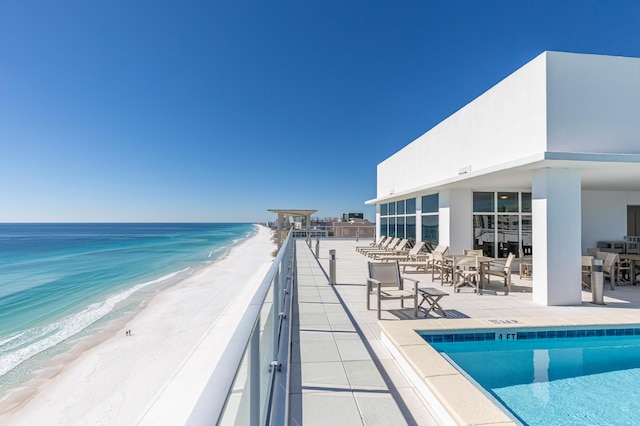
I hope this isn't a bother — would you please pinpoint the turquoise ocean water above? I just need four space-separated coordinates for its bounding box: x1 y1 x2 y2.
0 223 256 396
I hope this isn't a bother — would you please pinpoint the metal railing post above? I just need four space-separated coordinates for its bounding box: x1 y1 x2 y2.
273 265 280 361
249 319 260 425
329 249 336 285
315 238 320 259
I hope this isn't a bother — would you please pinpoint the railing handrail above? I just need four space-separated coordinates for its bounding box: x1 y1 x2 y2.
186 231 294 426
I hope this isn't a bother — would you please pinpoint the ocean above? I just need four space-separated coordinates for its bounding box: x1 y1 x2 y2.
0 222 256 397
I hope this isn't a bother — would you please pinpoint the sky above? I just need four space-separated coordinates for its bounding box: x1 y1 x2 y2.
1 1 640 223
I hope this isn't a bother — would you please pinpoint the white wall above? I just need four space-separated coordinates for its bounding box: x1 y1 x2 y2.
376 52 548 197
547 52 640 154
438 189 472 254
581 191 628 253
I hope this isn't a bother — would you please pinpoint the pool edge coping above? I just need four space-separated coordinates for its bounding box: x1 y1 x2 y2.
380 315 640 426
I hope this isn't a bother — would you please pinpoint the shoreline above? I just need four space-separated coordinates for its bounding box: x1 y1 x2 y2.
0 225 275 424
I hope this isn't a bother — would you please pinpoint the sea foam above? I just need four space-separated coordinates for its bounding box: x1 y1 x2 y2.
0 269 188 379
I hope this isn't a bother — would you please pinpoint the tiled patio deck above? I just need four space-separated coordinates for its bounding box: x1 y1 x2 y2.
291 238 640 425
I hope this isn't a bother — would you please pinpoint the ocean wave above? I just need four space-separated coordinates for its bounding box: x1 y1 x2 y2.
0 268 189 379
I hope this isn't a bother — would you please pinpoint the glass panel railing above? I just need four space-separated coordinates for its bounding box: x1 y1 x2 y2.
187 231 295 426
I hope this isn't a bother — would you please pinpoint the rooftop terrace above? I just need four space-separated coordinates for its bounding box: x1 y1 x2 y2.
293 238 640 425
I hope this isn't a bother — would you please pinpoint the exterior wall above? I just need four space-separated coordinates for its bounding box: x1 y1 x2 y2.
581 190 640 252
547 52 640 154
439 189 473 254
581 191 628 253
376 52 548 198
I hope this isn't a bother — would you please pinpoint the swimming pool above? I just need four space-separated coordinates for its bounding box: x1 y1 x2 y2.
422 327 640 425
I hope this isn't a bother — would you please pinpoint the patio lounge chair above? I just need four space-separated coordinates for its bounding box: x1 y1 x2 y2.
374 241 425 261
370 239 417 260
399 243 447 273
367 238 408 258
484 253 515 294
358 237 398 255
356 236 387 253
367 261 419 320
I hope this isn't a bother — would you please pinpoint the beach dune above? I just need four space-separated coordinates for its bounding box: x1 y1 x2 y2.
0 225 275 425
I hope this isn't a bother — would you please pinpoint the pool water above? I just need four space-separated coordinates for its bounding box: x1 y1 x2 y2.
424 328 640 425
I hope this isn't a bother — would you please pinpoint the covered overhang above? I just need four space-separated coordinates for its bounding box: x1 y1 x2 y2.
268 209 318 249
366 152 640 205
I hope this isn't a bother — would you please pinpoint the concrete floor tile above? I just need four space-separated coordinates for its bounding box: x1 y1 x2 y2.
301 361 350 389
299 339 341 363
343 360 387 388
298 393 364 426
354 392 408 426
298 312 330 327
336 339 371 361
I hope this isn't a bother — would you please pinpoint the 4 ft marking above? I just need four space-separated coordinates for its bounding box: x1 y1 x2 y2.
496 333 517 340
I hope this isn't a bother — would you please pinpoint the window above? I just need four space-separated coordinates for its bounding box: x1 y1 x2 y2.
473 191 532 258
406 198 416 214
406 216 416 240
422 215 439 244
497 192 518 212
380 197 418 241
522 192 532 213
421 194 439 244
397 216 405 238
422 194 439 213
473 192 494 212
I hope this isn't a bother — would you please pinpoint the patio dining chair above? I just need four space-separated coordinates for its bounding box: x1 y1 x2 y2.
484 253 515 294
367 261 419 320
582 255 593 290
518 248 532 279
452 255 480 293
431 249 452 285
602 252 618 290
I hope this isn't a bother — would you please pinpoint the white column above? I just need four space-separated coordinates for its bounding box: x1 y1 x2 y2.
532 168 582 305
375 204 381 238
439 189 473 254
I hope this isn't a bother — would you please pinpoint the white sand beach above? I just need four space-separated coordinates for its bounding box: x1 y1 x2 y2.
0 225 276 425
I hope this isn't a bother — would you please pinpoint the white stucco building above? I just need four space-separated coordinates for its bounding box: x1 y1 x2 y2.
366 51 640 306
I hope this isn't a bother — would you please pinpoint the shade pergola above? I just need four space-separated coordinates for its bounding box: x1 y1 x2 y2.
268 209 317 249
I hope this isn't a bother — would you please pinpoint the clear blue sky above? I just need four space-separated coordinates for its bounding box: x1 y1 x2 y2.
1 1 639 222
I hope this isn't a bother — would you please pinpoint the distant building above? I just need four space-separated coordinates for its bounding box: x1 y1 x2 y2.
342 212 364 222
333 218 374 239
